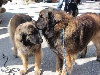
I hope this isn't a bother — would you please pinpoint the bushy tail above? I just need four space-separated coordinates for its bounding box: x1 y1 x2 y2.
8 18 14 43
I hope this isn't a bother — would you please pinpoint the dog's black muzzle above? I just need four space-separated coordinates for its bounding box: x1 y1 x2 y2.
36 23 46 30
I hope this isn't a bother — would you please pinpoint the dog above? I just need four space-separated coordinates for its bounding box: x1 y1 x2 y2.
8 14 43 75
8 14 33 57
36 7 100 75
14 21 43 75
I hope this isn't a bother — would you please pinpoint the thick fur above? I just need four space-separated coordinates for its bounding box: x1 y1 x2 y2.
36 7 100 75
8 14 43 75
8 14 32 57
14 22 43 75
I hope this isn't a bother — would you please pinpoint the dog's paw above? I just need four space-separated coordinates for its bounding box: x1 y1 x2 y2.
34 71 41 75
20 69 27 75
55 72 60 75
34 68 41 75
34 70 41 75
13 52 18 58
61 69 70 75
14 54 18 58
12 47 18 58
61 70 66 75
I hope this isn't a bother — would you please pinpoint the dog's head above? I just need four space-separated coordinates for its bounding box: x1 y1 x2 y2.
36 7 62 38
36 7 62 30
20 21 43 46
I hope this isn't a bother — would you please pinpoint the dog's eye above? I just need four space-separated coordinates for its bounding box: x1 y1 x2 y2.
30 29 39 35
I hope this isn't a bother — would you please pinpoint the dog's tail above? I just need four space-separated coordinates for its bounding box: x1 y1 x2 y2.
8 18 15 44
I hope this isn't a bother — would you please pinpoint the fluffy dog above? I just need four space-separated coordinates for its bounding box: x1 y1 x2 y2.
14 21 43 75
8 14 32 57
36 7 100 75
8 14 43 75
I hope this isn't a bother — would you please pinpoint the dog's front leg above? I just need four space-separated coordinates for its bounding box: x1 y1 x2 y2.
55 54 63 75
93 41 100 61
13 43 18 58
34 48 42 75
19 53 28 75
61 52 77 75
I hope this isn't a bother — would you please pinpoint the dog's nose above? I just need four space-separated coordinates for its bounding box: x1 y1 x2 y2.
36 23 42 30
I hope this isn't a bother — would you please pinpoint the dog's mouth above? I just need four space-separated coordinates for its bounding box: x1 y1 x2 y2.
21 32 43 47
28 35 43 44
23 37 43 47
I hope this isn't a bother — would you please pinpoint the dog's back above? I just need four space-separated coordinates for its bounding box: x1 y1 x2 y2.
86 13 100 27
8 14 32 42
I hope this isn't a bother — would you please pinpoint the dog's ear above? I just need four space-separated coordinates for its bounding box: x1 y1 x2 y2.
54 14 62 23
20 32 27 46
48 11 55 27
48 12 62 26
48 11 53 19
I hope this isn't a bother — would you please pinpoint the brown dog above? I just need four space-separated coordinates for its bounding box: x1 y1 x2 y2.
8 14 32 57
8 14 43 75
36 7 100 75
